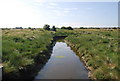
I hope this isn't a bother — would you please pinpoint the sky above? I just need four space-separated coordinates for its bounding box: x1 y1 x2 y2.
0 0 118 28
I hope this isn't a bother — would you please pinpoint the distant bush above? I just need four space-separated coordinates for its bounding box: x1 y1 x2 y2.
28 27 31 29
43 24 50 30
51 26 56 31
79 27 87 29
112 27 117 29
61 26 73 30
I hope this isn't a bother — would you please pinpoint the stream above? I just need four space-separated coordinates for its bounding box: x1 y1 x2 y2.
35 42 89 80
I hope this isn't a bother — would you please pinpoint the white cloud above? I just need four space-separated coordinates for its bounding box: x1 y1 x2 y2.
46 3 58 9
34 0 45 3
49 6 78 17
52 10 69 16
49 3 58 6
64 8 78 11
47 6 55 9
31 0 119 2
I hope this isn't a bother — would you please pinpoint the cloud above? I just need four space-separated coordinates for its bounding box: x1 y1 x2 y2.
64 8 78 11
34 0 45 3
33 1 77 17
48 6 78 16
51 9 70 16
49 3 58 6
47 3 58 9
47 6 55 9
33 0 119 2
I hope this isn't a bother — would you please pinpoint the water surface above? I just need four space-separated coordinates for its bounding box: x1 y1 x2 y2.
35 42 89 79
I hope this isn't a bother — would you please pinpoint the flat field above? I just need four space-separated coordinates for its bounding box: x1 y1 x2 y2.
2 28 119 80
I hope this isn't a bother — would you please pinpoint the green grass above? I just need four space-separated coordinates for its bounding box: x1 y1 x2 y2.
2 28 119 80
58 29 119 80
2 29 54 74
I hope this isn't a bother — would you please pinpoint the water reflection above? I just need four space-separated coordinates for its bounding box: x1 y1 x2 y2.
35 42 89 79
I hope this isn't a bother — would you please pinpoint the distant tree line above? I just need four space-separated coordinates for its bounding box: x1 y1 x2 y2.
43 24 74 31
43 24 119 31
79 27 118 29
61 26 73 30
43 24 56 31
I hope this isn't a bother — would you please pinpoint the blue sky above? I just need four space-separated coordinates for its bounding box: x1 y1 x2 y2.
0 0 118 28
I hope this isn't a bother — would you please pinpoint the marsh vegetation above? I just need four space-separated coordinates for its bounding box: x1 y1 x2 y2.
2 28 119 81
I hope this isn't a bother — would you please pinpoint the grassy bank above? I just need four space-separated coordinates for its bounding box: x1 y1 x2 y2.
62 29 119 80
2 28 119 80
2 29 55 79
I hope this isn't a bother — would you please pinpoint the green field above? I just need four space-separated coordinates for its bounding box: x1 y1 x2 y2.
2 28 119 80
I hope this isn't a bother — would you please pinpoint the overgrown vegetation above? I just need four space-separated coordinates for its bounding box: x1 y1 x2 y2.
2 27 119 81
59 29 119 80
2 29 54 79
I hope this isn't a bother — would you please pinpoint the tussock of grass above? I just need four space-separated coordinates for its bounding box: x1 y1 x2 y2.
2 29 54 78
59 29 118 80
2 28 119 80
